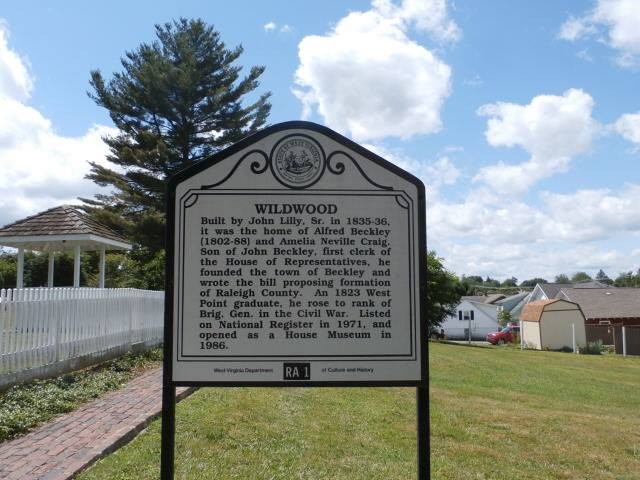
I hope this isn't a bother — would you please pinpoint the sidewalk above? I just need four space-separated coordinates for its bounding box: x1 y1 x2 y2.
0 367 194 480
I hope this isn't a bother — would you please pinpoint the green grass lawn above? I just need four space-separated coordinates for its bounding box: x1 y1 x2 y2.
430 343 640 480
78 343 640 480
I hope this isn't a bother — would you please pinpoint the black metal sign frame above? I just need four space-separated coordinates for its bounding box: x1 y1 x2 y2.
161 121 428 479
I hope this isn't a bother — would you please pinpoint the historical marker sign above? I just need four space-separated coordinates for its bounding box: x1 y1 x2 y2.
162 121 428 478
166 121 425 385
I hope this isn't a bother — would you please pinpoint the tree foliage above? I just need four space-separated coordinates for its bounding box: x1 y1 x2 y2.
0 252 16 289
501 277 518 287
82 18 271 273
427 251 463 327
462 275 484 285
458 274 522 295
571 271 592 283
614 270 640 287
0 251 93 289
497 309 513 327
484 276 501 287
554 274 570 283
519 277 548 287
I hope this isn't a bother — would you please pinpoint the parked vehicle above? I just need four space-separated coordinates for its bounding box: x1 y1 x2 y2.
486 323 520 345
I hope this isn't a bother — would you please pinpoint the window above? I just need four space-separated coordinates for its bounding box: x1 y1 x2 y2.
459 310 474 321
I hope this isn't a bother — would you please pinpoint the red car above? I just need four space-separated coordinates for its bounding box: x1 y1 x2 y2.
486 323 520 345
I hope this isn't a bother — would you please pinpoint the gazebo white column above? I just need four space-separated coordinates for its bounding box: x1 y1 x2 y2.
16 248 24 288
48 252 55 287
98 246 106 288
73 245 81 288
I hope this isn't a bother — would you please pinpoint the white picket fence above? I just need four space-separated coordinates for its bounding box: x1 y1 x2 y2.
0 287 164 381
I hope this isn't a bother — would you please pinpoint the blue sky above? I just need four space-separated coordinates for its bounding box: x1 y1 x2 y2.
1 0 640 282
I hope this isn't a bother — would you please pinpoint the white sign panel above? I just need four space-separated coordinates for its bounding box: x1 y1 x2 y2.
167 122 426 384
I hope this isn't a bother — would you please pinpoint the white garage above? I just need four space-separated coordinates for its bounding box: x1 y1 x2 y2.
521 299 586 351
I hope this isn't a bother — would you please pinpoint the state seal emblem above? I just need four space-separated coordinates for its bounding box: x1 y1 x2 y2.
271 135 324 188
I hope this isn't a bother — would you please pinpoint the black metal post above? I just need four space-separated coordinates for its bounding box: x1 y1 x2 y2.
417 385 429 480
160 379 176 480
160 380 175 479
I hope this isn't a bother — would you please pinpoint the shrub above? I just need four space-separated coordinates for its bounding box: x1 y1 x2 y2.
579 341 603 355
0 347 162 442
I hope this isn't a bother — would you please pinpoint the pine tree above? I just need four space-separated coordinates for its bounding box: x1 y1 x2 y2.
82 18 271 257
595 269 613 285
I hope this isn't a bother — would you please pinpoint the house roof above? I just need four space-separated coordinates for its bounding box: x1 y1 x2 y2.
521 300 559 322
0 205 131 251
538 281 613 299
572 280 614 289
462 294 505 304
520 299 580 322
462 295 488 303
557 288 640 320
484 293 506 304
495 292 530 311
538 284 574 299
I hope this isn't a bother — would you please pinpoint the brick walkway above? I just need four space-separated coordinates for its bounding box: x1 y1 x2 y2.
0 367 194 480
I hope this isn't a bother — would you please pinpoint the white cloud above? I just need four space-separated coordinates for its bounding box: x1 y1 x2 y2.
264 22 293 34
443 145 464 153
0 21 33 102
474 89 598 195
615 111 640 145
363 143 459 195
372 0 461 43
541 185 640 241
462 74 483 87
426 181 640 278
478 89 596 160
428 192 551 244
559 0 640 67
558 16 597 42
576 48 594 62
437 240 628 281
429 181 640 251
0 22 113 227
293 0 457 141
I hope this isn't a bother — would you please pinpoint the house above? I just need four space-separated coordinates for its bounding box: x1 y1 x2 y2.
526 280 613 304
520 299 586 351
554 288 640 353
495 291 530 321
441 295 504 340
556 288 640 326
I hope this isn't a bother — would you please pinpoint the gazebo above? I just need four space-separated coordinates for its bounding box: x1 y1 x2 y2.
0 205 131 288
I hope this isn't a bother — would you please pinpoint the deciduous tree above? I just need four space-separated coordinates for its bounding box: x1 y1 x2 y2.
427 251 463 327
571 271 592 283
520 277 548 287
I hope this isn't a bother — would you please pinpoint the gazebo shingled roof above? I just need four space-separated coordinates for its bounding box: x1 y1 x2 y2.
0 205 130 251
0 205 131 288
